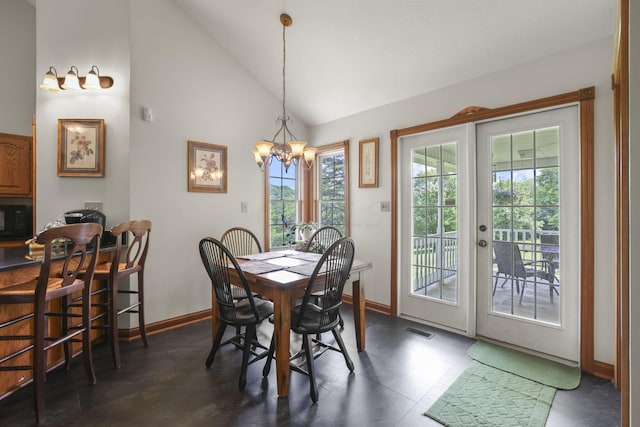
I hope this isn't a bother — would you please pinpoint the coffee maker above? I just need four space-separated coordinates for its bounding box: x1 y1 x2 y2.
64 209 108 245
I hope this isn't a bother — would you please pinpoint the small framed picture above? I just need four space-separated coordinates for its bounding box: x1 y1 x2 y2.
188 140 227 193
57 119 105 177
359 137 379 188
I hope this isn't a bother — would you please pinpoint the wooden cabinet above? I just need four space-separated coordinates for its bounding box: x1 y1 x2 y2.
0 133 32 196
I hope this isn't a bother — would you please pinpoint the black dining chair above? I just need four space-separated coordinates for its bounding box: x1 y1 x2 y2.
263 237 356 402
301 225 343 254
198 237 273 390
301 225 346 328
220 227 264 347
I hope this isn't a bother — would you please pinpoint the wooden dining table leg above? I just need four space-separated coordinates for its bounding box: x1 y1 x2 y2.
211 292 220 343
352 276 366 351
273 291 291 397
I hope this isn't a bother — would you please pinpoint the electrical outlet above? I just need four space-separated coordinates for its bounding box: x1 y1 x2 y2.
84 201 103 211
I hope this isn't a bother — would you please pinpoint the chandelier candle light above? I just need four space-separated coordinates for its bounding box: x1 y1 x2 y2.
253 13 316 172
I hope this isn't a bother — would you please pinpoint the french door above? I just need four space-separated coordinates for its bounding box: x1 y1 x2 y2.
476 106 580 362
399 125 470 332
398 106 580 361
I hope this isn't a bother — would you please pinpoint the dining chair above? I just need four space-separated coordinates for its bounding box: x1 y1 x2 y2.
0 223 102 424
300 225 346 328
301 225 343 254
198 237 273 390
263 237 355 402
492 240 559 304
220 227 264 346
220 227 263 257
78 219 152 369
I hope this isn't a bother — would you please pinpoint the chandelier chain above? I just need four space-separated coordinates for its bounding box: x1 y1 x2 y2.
282 20 287 120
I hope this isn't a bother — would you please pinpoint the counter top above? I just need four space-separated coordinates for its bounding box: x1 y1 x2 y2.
0 243 116 273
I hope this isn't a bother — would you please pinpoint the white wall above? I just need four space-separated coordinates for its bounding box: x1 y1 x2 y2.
628 0 639 423
36 0 131 229
0 0 35 136
127 0 308 322
35 0 308 327
311 37 616 364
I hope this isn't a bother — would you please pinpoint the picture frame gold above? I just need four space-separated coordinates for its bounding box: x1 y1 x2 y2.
57 119 105 177
188 140 227 193
359 137 379 188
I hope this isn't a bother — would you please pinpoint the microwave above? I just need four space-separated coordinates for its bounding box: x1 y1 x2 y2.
0 204 33 241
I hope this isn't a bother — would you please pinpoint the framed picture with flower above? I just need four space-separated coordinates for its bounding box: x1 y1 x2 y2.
187 140 227 193
57 119 105 177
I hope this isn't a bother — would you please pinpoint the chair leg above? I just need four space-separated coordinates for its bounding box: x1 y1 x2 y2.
206 323 227 368
33 303 46 425
137 272 148 347
302 334 318 403
239 324 255 390
493 275 499 296
62 294 72 370
519 281 525 305
331 327 354 372
109 279 121 369
338 312 344 329
262 335 275 377
82 286 96 384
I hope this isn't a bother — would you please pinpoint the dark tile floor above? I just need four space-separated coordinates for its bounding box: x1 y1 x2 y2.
0 308 621 426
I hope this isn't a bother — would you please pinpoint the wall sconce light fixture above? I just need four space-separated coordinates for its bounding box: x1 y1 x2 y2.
39 65 114 92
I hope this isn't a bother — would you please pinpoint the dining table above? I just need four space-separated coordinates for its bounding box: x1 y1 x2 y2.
210 249 372 397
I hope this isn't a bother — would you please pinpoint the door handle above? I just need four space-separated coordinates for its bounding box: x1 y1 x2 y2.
478 240 487 247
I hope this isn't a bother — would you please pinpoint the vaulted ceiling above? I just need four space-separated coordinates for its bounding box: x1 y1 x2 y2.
178 1 615 126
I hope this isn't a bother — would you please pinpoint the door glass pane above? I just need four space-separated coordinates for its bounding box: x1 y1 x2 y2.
411 142 457 303
491 127 560 324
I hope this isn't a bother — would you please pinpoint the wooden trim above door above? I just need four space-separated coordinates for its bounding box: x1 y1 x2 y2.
390 87 597 374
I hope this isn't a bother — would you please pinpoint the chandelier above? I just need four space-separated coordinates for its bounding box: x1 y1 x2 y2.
253 13 316 172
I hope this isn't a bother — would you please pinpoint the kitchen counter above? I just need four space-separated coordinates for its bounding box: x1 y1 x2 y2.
0 242 116 274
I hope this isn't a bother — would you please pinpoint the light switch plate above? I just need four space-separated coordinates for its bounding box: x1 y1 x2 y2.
84 201 103 211
380 201 390 212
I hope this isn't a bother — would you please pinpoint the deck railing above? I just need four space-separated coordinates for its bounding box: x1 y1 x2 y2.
412 229 549 290
412 232 457 290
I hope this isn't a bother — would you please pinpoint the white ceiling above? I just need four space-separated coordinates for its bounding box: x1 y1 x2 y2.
180 1 615 126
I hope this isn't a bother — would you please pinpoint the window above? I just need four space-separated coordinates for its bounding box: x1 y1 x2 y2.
314 141 350 236
267 160 298 249
264 140 350 249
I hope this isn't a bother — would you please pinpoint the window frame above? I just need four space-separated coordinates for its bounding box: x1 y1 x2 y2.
263 159 301 251
307 140 350 236
263 140 351 251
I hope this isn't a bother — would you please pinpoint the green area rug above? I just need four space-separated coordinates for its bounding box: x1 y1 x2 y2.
424 341 582 426
467 341 581 390
425 361 555 427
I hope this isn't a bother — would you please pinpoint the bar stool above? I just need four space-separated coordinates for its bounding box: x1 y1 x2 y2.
0 223 102 424
82 220 151 369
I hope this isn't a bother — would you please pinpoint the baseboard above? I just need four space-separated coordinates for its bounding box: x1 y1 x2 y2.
118 296 392 341
591 360 615 381
342 294 391 315
118 309 211 341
